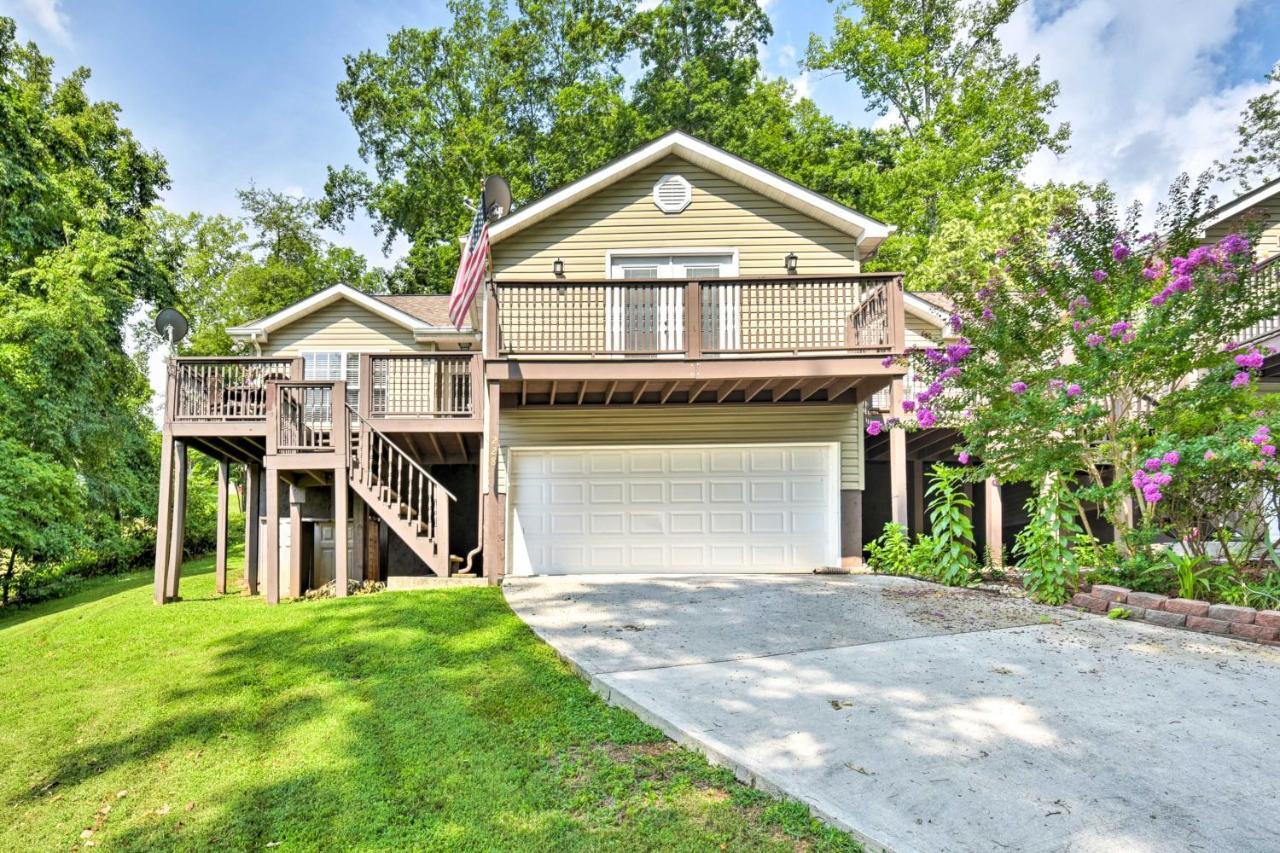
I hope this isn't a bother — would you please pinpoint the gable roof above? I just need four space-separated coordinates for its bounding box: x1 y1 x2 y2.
227 284 474 344
486 131 895 257
1198 175 1280 233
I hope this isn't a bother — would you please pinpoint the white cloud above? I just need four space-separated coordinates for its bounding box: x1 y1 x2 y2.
791 70 812 100
1001 0 1268 218
9 0 71 45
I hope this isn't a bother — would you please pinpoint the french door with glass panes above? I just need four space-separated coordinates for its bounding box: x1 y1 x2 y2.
605 253 740 353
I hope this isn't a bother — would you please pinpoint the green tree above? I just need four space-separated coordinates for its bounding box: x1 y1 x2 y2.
325 0 635 292
0 18 171 598
160 188 385 356
1218 63 1280 191
326 0 887 291
805 0 1069 270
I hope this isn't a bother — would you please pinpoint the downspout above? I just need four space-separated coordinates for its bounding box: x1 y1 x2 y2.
462 485 483 575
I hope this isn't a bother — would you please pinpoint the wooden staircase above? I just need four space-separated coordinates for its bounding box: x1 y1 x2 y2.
347 407 455 577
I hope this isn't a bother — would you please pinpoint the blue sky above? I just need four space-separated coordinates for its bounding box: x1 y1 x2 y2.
3 0 1278 269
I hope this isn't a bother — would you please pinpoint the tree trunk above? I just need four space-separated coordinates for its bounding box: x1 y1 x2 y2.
3 548 16 606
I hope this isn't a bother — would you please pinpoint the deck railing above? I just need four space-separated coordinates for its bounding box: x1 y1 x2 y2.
493 274 903 357
348 405 452 550
170 357 298 421
271 380 345 453
370 354 475 418
1241 255 1280 345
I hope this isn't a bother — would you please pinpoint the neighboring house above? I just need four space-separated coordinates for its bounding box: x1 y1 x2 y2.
153 131 914 603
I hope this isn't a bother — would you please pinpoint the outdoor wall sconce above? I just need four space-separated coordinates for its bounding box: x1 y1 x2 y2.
553 257 565 277
784 252 798 274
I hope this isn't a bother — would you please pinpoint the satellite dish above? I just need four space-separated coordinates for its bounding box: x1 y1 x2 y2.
155 307 189 348
482 175 512 220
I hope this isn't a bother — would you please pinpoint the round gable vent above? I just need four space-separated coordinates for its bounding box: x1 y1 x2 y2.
652 174 692 214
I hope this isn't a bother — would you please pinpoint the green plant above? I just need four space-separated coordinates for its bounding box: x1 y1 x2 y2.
909 534 939 579
1013 475 1081 605
866 522 912 575
1107 607 1131 619
1165 552 1237 601
924 464 978 587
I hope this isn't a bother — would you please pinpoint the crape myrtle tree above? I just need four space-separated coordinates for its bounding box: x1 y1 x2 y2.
884 177 1280 590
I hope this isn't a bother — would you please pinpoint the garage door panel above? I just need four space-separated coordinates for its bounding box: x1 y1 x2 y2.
628 512 665 534
628 451 666 473
669 449 705 472
590 512 625 534
709 480 745 503
628 481 665 503
710 449 746 472
510 444 835 575
590 482 624 503
669 512 706 534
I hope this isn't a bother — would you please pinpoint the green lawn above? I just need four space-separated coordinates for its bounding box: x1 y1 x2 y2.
0 555 858 851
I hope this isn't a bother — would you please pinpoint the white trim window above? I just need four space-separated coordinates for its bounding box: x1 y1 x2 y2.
605 251 739 353
301 351 360 411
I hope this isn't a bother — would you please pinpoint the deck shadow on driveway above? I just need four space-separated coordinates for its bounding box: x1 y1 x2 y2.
505 574 1280 853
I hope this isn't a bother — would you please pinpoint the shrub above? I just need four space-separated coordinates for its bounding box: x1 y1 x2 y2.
924 464 978 586
866 522 912 575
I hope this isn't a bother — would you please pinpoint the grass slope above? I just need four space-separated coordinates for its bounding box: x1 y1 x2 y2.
0 556 858 851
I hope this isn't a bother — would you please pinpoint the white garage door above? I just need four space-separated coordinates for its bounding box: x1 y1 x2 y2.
508 444 839 575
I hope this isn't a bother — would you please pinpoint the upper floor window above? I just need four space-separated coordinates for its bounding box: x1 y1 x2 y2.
608 252 737 280
302 351 360 410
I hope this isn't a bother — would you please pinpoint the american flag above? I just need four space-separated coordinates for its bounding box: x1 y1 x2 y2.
448 198 491 329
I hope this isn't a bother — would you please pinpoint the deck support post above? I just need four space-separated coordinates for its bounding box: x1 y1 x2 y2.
334 476 350 597
289 484 305 599
164 441 188 601
215 459 229 594
244 463 261 595
910 461 925 535
889 379 909 529
265 472 280 604
153 432 176 605
352 494 366 583
482 380 504 584
985 477 1004 568
840 489 863 568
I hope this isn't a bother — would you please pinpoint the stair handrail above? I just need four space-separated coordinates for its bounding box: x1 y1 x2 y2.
346 404 457 502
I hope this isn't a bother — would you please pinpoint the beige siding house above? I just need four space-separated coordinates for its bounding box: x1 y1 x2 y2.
152 131 916 603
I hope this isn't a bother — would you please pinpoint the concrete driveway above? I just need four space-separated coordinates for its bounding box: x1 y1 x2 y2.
504 574 1280 853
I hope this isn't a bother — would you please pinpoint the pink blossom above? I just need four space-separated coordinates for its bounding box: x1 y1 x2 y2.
957 451 971 465
1233 372 1251 389
917 408 938 428
1010 381 1027 394
1112 241 1131 261
902 400 916 412
1236 349 1264 370
1066 383 1082 397
881 356 894 368
1143 458 1163 472
1204 450 1215 461
1086 333 1104 348
866 421 883 436
1264 445 1277 458
1162 451 1180 466
1092 269 1108 282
